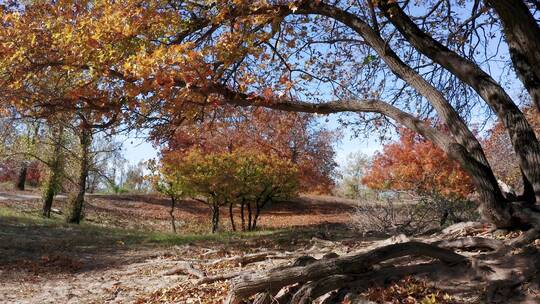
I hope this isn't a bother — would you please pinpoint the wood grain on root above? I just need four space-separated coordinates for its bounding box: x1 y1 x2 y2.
226 241 468 303
508 229 539 247
288 262 458 304
290 275 353 304
252 292 272 304
208 251 294 266
435 237 503 251
196 271 246 284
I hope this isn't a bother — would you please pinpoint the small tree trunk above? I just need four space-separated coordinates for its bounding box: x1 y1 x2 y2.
15 162 27 191
229 203 236 232
67 127 91 224
253 199 270 231
247 203 253 231
252 195 272 231
211 203 220 233
240 200 246 231
252 204 263 231
42 126 64 217
170 196 177 233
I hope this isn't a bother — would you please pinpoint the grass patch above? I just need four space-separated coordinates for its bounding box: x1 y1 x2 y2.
0 206 280 249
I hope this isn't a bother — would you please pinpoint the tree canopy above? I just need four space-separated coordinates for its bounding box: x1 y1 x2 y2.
1 0 540 229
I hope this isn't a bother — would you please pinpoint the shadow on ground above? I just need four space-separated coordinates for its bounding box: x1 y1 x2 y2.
0 209 362 278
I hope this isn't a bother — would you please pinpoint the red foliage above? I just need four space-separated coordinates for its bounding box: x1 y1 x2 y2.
0 162 15 183
362 128 474 199
0 160 43 186
26 161 43 186
159 107 339 193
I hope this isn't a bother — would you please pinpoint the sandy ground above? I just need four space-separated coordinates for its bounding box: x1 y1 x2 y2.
1 192 538 303
0 192 358 303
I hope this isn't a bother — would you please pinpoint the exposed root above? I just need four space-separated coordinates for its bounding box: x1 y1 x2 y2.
289 275 353 304
225 241 469 303
196 271 245 284
163 262 206 278
208 251 295 267
252 292 272 304
165 232 537 303
435 237 504 251
441 221 489 235
508 229 539 247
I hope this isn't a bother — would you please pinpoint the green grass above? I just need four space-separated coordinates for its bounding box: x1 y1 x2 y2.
0 206 279 249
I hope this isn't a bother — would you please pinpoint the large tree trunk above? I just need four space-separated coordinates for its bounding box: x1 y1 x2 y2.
42 126 64 217
487 0 540 200
66 127 91 224
15 162 27 191
487 0 540 112
376 0 540 204
444 143 512 227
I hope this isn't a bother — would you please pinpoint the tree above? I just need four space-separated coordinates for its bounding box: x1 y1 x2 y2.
161 107 338 194
41 123 66 217
147 159 190 233
233 151 300 231
363 128 474 200
335 152 371 199
86 136 124 193
162 149 299 233
486 0 540 112
122 162 148 192
0 117 45 190
65 120 92 224
2 0 540 229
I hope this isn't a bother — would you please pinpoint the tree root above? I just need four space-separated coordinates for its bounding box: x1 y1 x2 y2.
225 241 469 303
166 233 533 303
163 262 206 278
208 251 295 267
508 229 539 247
435 236 504 251
441 221 489 235
196 271 246 284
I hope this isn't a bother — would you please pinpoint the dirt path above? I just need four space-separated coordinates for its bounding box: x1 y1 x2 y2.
0 193 360 303
1 249 182 304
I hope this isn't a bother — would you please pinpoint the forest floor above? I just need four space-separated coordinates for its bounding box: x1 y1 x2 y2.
0 191 538 303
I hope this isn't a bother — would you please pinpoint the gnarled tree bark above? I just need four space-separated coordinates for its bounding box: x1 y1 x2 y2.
42 125 64 217
377 0 540 204
66 125 91 224
487 0 540 112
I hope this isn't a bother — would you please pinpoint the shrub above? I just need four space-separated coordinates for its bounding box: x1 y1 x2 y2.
156 149 300 233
